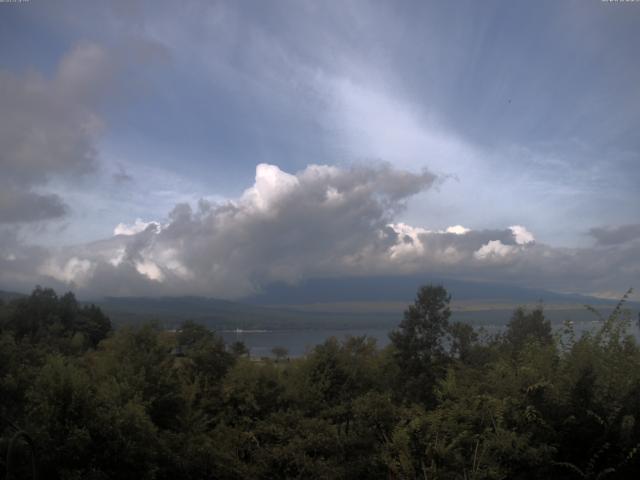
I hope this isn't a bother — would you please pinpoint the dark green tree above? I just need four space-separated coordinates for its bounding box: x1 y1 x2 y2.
505 305 552 350
177 321 234 383
230 340 250 358
389 285 452 406
448 320 478 363
76 304 111 347
3 287 111 351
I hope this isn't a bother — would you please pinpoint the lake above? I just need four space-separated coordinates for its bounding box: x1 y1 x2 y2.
220 319 640 358
220 327 393 358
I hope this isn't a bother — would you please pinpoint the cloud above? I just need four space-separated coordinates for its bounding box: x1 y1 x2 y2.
0 163 436 296
0 42 112 224
0 43 109 186
589 224 640 246
114 219 161 236
40 256 94 286
473 240 517 261
509 225 535 245
446 225 471 235
0 189 68 224
0 162 638 299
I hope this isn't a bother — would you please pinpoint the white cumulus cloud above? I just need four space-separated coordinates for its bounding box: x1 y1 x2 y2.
114 219 162 236
510 225 535 245
474 240 517 261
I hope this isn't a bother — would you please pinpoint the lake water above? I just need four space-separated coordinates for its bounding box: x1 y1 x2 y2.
220 320 640 358
220 326 503 358
220 328 393 358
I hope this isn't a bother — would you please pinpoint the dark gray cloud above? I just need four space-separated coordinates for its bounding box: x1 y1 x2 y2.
0 43 112 224
0 43 109 187
589 224 640 246
0 189 68 223
0 230 61 293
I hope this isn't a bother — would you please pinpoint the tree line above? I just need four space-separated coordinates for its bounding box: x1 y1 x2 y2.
1 285 639 479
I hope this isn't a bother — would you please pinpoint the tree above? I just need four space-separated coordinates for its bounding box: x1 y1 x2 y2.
3 287 111 351
389 285 452 406
271 346 289 362
7 286 59 341
76 304 111 347
177 320 235 383
448 321 478 363
231 341 250 358
505 305 552 350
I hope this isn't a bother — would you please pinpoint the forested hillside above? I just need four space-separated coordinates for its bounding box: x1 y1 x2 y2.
1 285 639 479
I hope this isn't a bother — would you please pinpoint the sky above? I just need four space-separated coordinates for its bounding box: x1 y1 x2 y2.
0 0 639 300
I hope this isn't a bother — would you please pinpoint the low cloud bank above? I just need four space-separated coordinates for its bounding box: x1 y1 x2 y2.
0 163 637 299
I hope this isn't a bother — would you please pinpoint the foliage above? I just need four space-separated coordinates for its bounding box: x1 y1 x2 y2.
389 284 452 406
504 305 553 350
1 285 639 479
